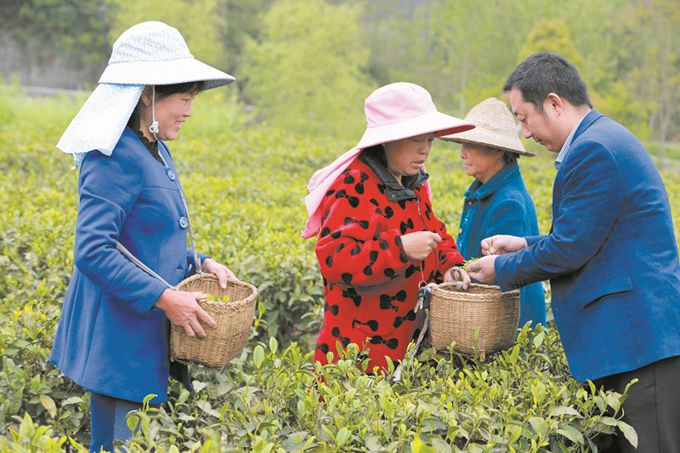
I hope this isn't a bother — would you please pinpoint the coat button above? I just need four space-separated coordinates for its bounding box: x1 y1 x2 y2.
179 216 188 229
167 169 176 181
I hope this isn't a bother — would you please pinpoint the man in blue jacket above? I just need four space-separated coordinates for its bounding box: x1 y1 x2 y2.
468 52 680 452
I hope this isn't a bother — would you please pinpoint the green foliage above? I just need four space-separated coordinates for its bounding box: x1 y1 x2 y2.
516 19 584 68
1 0 113 68
1 87 679 450
217 0 275 77
109 0 225 68
241 0 373 138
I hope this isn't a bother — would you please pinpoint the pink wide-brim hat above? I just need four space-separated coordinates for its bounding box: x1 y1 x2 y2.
356 82 474 149
302 82 475 239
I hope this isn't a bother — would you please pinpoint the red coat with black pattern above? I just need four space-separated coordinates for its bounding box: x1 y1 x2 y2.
313 156 464 372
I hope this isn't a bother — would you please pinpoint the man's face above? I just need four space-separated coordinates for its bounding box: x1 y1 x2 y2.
508 88 563 153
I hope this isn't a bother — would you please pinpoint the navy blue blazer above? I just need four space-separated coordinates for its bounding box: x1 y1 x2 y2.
50 128 204 403
495 111 680 381
457 162 546 327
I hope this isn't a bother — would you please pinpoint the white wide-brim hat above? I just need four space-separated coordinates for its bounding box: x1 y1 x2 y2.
57 21 234 164
356 82 474 149
440 97 534 156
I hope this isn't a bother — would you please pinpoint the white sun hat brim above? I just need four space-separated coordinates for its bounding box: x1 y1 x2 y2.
356 110 474 150
99 57 234 89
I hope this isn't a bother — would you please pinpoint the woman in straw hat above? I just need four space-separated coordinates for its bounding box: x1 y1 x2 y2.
49 21 236 450
303 82 474 373
440 98 546 327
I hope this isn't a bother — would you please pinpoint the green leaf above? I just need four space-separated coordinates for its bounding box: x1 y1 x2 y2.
193 380 207 393
506 424 522 443
533 332 545 348
62 396 83 406
548 406 582 418
269 336 278 354
253 345 265 368
40 395 57 418
336 427 351 446
430 438 452 453
556 425 584 444
529 416 546 435
617 420 638 448
126 413 139 432
508 344 520 364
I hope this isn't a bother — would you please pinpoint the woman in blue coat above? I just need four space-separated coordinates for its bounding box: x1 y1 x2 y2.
49 22 236 451
441 98 546 327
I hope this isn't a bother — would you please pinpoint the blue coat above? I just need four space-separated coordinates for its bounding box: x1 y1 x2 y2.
496 111 680 382
457 162 546 327
50 127 204 403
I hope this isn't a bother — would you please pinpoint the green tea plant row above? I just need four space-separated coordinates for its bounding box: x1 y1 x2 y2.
1 88 678 451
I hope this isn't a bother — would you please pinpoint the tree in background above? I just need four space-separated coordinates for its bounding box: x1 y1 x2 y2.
616 0 680 143
110 0 225 69
241 0 373 138
0 0 113 83
217 0 274 87
516 19 584 68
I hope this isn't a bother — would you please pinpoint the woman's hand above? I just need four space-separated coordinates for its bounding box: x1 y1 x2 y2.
401 231 442 261
201 258 238 288
444 266 471 289
155 289 216 337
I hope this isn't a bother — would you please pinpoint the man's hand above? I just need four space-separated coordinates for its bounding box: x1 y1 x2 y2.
401 231 442 261
155 289 216 337
481 235 527 256
466 255 497 284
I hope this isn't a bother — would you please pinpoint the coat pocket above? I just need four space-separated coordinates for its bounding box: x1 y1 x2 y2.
580 276 633 309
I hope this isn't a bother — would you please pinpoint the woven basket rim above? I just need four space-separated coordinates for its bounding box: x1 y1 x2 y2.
432 282 520 295
176 273 258 309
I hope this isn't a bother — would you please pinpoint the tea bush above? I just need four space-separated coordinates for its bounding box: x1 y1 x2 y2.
1 87 678 451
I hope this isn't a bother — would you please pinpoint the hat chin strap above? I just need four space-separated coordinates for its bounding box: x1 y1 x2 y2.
149 85 159 140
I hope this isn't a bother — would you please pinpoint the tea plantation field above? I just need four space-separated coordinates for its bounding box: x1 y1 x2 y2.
1 89 679 451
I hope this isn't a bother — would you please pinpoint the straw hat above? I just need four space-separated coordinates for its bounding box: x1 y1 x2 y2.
57 21 234 164
356 82 474 149
440 98 534 156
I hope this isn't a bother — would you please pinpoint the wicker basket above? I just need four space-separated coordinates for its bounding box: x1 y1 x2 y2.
429 283 520 356
170 274 258 368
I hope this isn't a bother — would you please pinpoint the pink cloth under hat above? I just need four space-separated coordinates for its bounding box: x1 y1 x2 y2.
302 82 474 239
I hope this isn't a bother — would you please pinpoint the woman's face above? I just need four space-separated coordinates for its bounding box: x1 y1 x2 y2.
383 133 436 181
460 143 505 183
140 90 197 141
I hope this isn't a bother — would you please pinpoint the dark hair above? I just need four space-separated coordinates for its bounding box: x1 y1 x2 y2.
127 81 205 130
483 147 519 165
503 52 592 112
502 150 519 165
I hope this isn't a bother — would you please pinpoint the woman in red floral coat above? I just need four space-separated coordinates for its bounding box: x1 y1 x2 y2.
303 83 475 372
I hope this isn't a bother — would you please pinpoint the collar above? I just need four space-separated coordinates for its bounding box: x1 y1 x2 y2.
359 146 429 202
464 161 519 201
554 112 589 170
131 128 163 164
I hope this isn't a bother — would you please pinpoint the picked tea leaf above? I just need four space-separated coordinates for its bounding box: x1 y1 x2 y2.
205 293 231 303
463 257 480 271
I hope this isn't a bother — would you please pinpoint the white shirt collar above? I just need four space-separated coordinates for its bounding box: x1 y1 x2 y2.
554 114 587 170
